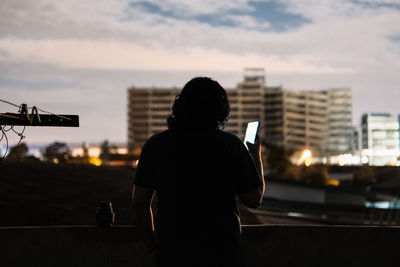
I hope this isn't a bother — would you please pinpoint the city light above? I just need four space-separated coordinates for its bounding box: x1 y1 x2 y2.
327 179 340 186
296 149 312 166
329 153 361 166
89 157 102 166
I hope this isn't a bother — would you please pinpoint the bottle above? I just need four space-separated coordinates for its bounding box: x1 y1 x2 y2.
96 201 115 227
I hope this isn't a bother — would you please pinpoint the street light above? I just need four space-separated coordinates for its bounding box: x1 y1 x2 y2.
297 149 312 166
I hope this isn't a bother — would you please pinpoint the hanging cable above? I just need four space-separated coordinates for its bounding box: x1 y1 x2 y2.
0 126 9 160
0 99 20 108
0 125 26 160
35 107 72 121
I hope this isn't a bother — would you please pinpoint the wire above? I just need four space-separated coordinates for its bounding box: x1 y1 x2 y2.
0 99 20 108
0 127 5 143
12 125 26 139
0 126 9 160
35 107 72 121
12 125 26 151
0 125 26 160
3 125 13 132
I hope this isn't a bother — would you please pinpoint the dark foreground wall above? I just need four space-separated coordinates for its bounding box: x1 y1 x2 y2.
1 225 399 267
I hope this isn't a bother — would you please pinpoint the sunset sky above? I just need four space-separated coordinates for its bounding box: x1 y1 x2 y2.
1 0 400 146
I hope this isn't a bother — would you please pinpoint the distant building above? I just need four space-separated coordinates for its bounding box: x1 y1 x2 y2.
127 88 179 149
361 113 400 166
127 69 353 159
351 127 360 152
263 87 352 158
265 88 330 156
327 89 353 155
225 68 266 138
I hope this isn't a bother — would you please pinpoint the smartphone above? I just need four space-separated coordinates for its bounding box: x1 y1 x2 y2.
244 121 259 148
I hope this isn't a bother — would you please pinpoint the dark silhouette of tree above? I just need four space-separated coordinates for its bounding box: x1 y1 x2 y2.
100 140 110 161
82 142 89 159
43 142 70 164
352 165 375 186
262 142 300 181
262 142 331 185
299 165 330 185
8 142 28 159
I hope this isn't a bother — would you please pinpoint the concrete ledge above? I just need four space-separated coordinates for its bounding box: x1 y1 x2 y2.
1 225 399 267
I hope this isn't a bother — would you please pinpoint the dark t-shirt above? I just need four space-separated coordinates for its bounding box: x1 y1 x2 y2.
134 128 262 264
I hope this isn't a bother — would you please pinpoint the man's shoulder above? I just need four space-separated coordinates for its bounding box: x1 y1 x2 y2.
145 129 243 147
218 130 243 145
146 129 173 144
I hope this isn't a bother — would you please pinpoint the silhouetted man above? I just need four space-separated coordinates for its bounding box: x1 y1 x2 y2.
132 77 265 266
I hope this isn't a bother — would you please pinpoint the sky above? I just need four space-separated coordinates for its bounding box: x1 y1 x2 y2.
1 0 400 146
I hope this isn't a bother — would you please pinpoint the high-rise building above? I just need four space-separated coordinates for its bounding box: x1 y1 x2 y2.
127 69 353 159
351 127 360 153
264 87 352 157
327 89 353 155
361 113 400 165
225 68 265 139
280 89 329 155
127 87 179 150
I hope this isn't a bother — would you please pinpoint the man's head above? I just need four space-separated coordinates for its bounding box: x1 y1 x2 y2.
167 77 230 130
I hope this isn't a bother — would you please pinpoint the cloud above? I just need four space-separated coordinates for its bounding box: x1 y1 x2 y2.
224 14 272 30
1 0 399 75
0 37 360 73
130 0 252 16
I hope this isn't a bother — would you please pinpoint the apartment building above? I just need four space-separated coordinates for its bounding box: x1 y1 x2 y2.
264 88 352 157
128 69 353 158
361 113 400 165
327 89 353 155
284 90 329 155
128 87 179 149
225 68 265 138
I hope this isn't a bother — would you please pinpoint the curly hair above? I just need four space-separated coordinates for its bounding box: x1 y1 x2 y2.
167 77 230 130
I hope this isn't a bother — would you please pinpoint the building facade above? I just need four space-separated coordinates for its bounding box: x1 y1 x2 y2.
128 69 353 159
127 87 179 149
327 89 353 155
225 68 265 138
361 113 400 165
273 89 330 156
263 87 352 157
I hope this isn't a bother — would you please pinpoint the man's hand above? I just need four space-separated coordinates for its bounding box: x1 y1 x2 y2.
132 185 157 252
246 135 262 161
246 135 263 180
239 135 265 208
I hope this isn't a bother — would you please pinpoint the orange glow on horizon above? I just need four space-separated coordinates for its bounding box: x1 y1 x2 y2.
327 179 340 186
89 157 102 166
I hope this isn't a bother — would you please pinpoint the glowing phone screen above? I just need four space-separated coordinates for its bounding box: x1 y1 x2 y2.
244 121 259 147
